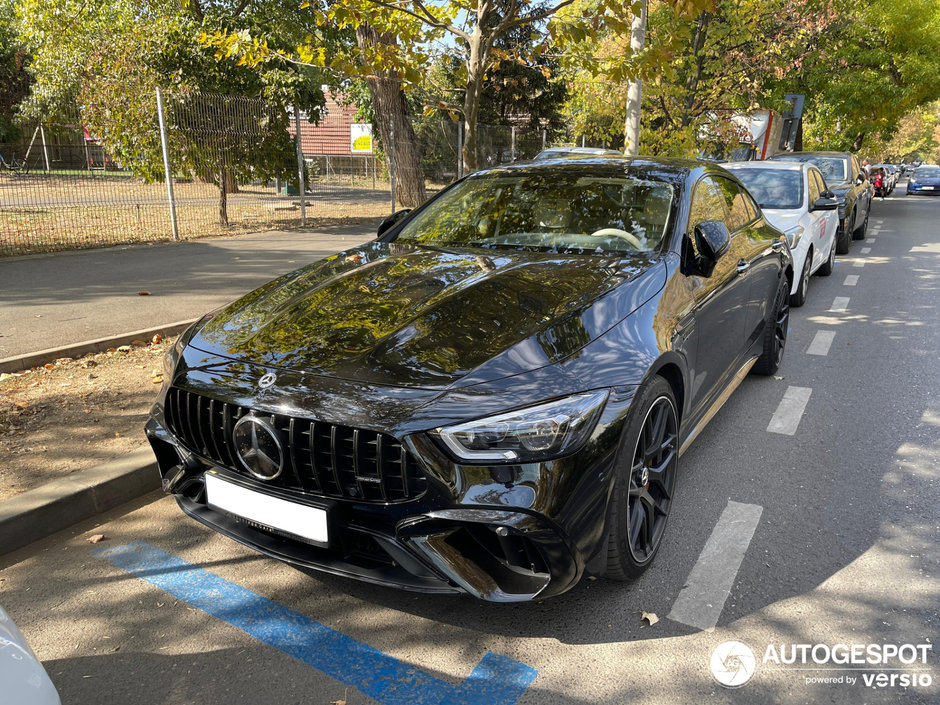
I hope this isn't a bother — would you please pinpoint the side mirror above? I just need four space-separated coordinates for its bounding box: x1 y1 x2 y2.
377 209 412 237
811 197 839 211
692 220 731 277
821 189 835 198
856 172 866 185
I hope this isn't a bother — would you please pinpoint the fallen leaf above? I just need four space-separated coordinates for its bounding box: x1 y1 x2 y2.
130 340 146 347
14 401 29 409
137 291 151 296
640 611 659 626
114 432 122 438
117 345 131 353
152 376 164 384
86 534 107 544
152 334 163 344
773 375 784 380
345 254 363 263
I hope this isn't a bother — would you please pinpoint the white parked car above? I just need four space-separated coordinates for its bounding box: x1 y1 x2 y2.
0 605 60 705
724 160 840 306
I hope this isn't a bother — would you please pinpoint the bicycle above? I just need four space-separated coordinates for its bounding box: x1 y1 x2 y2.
0 152 29 174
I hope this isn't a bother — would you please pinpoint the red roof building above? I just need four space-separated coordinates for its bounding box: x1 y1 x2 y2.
290 92 363 156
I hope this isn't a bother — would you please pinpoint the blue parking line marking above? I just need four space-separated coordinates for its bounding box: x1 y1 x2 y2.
94 542 537 705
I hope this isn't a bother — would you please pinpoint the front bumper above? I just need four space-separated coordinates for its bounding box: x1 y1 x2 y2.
146 379 634 602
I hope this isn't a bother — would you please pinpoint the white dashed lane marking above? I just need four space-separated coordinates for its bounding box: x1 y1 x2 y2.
807 330 836 356
844 275 859 286
667 501 763 631
830 297 850 312
853 259 865 268
861 247 872 254
767 386 813 436
866 238 876 244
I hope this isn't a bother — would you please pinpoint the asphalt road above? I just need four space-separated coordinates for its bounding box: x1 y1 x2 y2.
0 224 377 358
1 186 938 704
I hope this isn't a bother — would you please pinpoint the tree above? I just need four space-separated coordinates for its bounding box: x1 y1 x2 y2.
0 0 31 142
17 0 330 224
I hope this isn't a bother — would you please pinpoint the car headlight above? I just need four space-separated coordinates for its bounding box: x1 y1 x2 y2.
785 226 803 249
909 179 918 185
432 390 610 463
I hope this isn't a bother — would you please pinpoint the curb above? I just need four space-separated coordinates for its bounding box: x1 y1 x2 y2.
0 320 197 374
0 447 160 556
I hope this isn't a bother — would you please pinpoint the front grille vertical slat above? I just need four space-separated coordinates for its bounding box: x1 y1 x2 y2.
164 389 425 503
328 425 343 493
220 402 236 467
374 434 388 502
306 421 323 493
206 398 223 463
399 443 410 499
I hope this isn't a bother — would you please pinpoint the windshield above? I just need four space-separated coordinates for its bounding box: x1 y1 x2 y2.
394 172 675 255
730 169 803 209
777 156 847 182
914 167 940 178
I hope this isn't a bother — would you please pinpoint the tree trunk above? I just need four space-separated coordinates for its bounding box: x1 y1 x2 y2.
218 181 229 225
680 11 711 129
356 25 426 208
460 1 493 173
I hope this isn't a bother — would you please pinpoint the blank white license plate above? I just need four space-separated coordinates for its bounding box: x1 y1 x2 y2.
205 473 328 544
922 186 934 190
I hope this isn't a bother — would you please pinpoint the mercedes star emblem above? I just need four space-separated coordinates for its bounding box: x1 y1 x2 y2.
232 415 284 481
258 372 277 389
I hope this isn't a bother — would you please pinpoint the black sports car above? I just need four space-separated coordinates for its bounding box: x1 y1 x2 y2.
147 158 792 602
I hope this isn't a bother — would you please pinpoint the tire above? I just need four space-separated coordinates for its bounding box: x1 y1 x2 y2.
835 215 852 254
852 207 868 240
790 251 811 307
753 276 789 376
604 376 679 581
818 237 836 276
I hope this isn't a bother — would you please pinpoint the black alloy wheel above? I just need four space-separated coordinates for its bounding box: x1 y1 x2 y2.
836 214 852 254
853 208 869 240
754 277 790 375
605 377 679 580
791 253 811 307
818 237 836 276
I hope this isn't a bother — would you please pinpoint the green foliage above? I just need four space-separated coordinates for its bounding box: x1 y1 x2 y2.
0 0 30 141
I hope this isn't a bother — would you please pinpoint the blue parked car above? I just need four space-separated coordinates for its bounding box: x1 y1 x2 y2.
907 165 940 195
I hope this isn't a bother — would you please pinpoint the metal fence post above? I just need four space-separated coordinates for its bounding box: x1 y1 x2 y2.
542 129 546 151
388 123 396 214
294 105 307 227
511 126 517 162
40 125 50 172
155 87 180 242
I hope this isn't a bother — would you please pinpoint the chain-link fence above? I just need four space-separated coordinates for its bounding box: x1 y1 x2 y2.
0 91 555 257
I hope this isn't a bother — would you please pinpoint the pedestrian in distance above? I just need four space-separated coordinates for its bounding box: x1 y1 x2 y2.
873 170 885 201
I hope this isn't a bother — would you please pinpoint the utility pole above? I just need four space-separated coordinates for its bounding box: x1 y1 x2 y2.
623 0 648 157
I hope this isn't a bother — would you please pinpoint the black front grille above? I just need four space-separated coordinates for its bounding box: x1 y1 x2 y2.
164 387 427 503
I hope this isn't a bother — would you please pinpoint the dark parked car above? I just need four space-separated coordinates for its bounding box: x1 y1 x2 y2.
148 159 792 602
772 151 873 254
906 165 940 195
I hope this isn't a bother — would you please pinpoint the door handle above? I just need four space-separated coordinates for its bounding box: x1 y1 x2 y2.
737 260 750 275
771 240 784 252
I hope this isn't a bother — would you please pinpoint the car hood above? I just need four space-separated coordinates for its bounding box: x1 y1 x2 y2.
188 241 665 389
761 209 804 233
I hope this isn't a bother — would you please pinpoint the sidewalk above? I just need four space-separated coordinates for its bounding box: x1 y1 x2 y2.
0 222 377 362
0 224 377 556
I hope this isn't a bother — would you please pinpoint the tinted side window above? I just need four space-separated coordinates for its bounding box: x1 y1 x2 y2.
714 176 752 231
689 177 730 231
807 169 821 203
